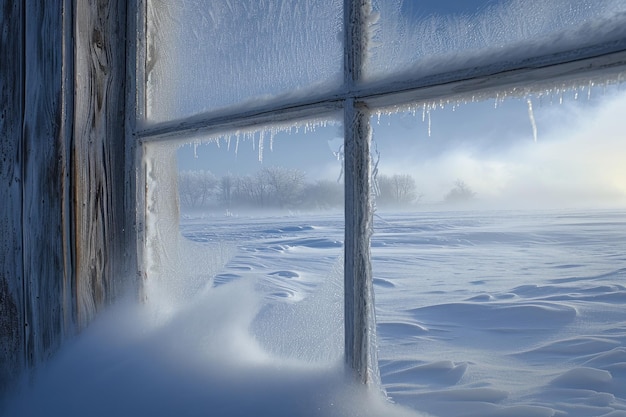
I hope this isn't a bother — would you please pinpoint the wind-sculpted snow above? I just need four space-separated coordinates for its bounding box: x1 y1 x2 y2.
5 209 626 416
372 209 626 417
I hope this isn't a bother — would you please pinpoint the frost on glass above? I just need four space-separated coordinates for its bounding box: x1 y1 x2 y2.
146 0 343 123
144 142 235 315
367 0 626 81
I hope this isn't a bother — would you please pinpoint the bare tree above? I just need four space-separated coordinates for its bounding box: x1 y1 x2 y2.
182 167 335 211
237 174 270 207
260 166 306 208
219 173 235 208
302 179 344 209
444 179 476 203
376 174 420 207
178 170 218 208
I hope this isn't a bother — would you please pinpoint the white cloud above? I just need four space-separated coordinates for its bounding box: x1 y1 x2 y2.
376 88 626 208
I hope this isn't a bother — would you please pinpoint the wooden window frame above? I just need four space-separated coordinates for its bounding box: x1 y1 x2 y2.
131 0 626 384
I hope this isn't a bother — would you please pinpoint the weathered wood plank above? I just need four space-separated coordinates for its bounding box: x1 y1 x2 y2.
126 0 142 300
22 0 71 367
1 0 134 403
74 0 130 326
0 0 25 400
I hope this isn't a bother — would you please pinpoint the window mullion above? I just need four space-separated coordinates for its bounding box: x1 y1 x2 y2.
137 101 342 143
343 0 377 385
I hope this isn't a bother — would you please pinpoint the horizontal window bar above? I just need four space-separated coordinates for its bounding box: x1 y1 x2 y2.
138 100 343 143
364 41 626 110
138 39 626 142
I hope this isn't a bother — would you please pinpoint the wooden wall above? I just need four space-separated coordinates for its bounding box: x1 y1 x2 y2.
22 0 72 370
0 0 134 403
0 0 26 397
74 0 131 327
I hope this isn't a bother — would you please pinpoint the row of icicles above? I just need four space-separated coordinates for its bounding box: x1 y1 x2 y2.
186 75 625 161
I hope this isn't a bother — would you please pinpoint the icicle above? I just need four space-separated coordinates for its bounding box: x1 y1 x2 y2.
526 97 538 143
258 131 265 162
334 144 344 183
427 109 432 137
193 142 198 158
371 142 381 198
234 135 240 156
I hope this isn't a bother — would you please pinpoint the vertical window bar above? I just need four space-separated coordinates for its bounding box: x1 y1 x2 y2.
344 0 378 384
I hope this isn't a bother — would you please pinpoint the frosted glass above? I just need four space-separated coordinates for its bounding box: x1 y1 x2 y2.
367 0 626 81
146 0 343 123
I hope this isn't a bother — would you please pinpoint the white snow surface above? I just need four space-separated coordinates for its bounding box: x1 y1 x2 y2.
5 208 626 416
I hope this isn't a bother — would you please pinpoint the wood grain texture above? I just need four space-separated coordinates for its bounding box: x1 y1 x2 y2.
1 0 134 402
0 0 25 398
22 0 71 367
74 0 129 327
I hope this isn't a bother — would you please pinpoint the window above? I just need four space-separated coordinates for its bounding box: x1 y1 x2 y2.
370 88 626 414
135 0 626 393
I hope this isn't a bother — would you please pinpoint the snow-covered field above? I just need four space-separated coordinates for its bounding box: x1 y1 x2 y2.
5 208 626 417
371 209 626 416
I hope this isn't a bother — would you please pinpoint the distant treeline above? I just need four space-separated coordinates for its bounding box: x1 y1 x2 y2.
177 167 444 211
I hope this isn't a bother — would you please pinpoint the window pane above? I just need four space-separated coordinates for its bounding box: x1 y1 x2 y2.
371 84 626 415
367 0 626 81
175 123 346 362
146 0 343 123
144 118 346 363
